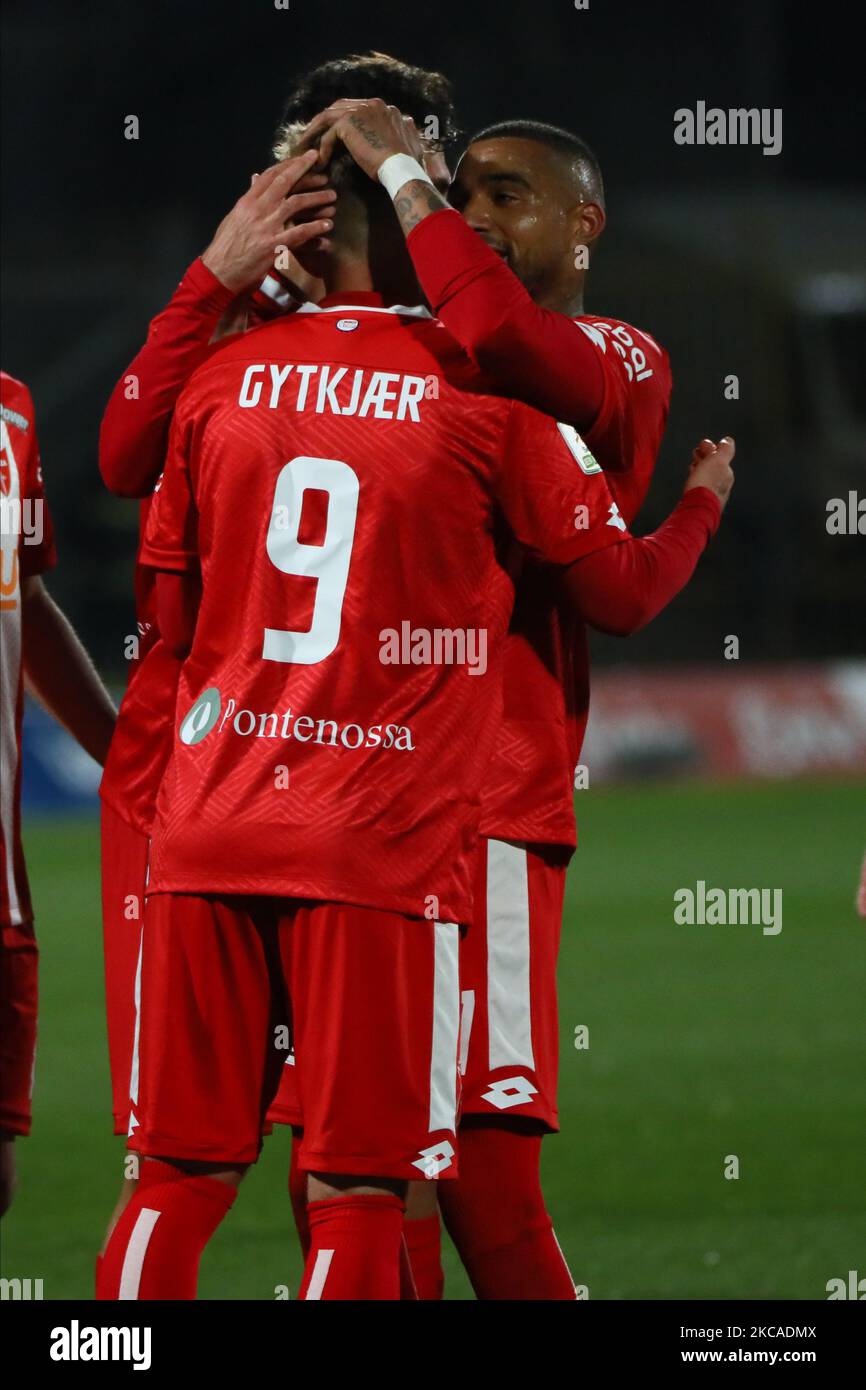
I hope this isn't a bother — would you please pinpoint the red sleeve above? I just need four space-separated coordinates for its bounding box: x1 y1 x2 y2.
407 210 606 420
561 487 721 634
98 258 235 498
407 209 672 476
138 407 199 574
155 570 201 659
494 405 628 567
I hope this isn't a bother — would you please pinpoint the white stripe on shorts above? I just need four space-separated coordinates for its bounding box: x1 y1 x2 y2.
128 927 144 1112
0 420 23 925
552 1228 578 1298
118 1206 161 1299
126 836 150 1123
458 989 475 1077
429 921 460 1134
486 838 535 1071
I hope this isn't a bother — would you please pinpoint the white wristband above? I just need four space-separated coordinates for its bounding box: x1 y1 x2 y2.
377 153 432 201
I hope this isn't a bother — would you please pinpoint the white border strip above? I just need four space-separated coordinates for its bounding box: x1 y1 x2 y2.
486 838 535 1070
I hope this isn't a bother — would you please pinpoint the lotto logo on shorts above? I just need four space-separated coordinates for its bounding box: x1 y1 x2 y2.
481 1076 538 1110
411 1141 456 1179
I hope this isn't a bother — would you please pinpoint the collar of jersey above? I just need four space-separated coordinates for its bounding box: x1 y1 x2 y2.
298 292 432 319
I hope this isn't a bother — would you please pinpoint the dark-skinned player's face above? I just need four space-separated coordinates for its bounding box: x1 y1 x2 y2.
448 137 600 305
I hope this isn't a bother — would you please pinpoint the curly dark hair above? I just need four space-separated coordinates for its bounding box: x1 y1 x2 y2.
273 51 458 201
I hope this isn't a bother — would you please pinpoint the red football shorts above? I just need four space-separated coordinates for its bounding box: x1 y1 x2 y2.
136 893 461 1181
0 917 38 1136
459 838 569 1131
266 1050 300 1128
100 802 149 1136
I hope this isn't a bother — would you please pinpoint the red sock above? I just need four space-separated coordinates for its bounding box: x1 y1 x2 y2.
299 1193 405 1300
438 1123 576 1300
404 1212 444 1299
96 1159 236 1300
288 1128 310 1258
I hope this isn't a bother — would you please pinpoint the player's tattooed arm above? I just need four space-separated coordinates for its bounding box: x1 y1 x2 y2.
394 180 450 235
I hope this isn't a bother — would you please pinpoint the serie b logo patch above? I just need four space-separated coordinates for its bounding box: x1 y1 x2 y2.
556 421 602 474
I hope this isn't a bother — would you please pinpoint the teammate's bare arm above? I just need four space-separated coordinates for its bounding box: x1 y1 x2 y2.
21 577 116 765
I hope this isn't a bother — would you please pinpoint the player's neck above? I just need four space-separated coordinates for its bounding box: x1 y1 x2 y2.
536 270 586 316
540 286 584 315
544 292 584 315
323 254 422 308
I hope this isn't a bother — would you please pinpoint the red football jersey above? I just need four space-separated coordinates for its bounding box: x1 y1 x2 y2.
98 494 181 838
1 372 57 926
98 259 238 836
479 316 672 847
140 294 631 924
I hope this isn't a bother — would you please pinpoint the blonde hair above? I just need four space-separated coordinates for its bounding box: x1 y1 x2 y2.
272 120 306 162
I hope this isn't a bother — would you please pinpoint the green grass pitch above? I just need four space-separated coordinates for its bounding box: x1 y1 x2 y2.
2 778 864 1300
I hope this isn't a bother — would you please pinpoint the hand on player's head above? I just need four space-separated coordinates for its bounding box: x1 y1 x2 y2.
201 150 336 293
684 437 735 510
299 98 428 181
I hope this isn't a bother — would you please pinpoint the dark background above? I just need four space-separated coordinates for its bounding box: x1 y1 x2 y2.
2 0 863 678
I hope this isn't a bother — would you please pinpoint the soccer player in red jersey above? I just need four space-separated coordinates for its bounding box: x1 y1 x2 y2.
299 98 686 1297
95 152 335 1263
0 371 116 1214
95 65 449 1297
95 56 732 1301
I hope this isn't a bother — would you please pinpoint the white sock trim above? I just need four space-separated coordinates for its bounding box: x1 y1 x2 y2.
304 1248 335 1300
118 1207 162 1300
